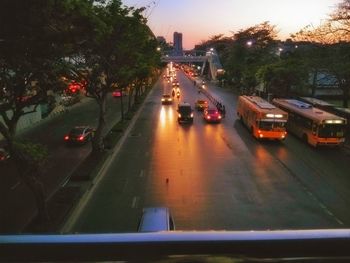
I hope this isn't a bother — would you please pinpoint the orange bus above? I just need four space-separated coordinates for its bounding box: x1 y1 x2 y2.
237 96 288 140
273 99 347 147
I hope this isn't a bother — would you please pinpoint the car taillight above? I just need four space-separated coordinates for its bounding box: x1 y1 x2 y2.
64 135 69 140
78 136 84 141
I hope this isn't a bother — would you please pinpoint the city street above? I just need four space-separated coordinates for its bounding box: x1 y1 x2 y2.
67 70 350 233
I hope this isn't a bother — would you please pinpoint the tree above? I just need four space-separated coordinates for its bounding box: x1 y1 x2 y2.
0 0 83 223
256 58 308 98
292 0 350 107
73 0 160 153
225 22 279 91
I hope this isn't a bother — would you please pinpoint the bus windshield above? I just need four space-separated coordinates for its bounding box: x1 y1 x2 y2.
259 121 286 131
318 124 346 138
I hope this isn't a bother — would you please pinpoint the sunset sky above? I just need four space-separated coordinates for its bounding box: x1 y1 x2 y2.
122 0 341 49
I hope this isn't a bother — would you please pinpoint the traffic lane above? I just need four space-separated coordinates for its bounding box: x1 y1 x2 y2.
145 76 340 230
261 133 350 225
70 81 163 233
198 78 350 225
70 75 340 233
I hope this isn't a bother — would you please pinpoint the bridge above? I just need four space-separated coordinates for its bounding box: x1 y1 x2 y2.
161 49 224 80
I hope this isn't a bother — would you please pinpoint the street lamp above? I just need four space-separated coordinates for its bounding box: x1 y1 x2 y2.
247 40 253 47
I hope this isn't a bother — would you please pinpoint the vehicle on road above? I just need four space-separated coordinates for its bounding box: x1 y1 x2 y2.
237 96 288 140
195 99 208 111
64 126 94 145
161 94 173 105
112 89 123 97
203 108 222 123
0 148 10 162
273 98 347 146
137 207 175 232
177 102 194 124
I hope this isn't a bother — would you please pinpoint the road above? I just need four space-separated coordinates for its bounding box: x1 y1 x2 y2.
68 70 350 233
0 94 126 232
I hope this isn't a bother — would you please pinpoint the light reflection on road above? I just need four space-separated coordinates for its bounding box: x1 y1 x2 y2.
146 97 243 229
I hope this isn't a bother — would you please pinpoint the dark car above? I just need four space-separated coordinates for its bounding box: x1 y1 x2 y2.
195 99 208 111
203 108 222 123
161 94 173 105
64 126 94 144
177 102 194 124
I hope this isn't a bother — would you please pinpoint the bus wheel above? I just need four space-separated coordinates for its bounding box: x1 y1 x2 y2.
302 134 308 144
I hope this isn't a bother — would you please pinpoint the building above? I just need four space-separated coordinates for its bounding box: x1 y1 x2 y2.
173 32 183 56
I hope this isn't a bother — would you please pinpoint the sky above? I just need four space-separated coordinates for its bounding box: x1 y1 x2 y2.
121 0 341 49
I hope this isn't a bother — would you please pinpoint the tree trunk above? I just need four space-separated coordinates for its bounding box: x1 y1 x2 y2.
20 171 49 226
120 91 124 121
12 150 49 229
311 70 318 97
128 87 134 112
342 83 349 108
92 92 107 153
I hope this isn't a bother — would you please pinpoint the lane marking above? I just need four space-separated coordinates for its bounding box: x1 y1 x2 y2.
275 156 345 226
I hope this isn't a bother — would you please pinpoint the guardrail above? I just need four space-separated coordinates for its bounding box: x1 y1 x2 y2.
1 230 350 261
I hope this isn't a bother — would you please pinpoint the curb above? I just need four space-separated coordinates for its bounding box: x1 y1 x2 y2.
60 87 156 233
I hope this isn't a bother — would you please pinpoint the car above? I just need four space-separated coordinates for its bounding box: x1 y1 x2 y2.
195 99 208 111
137 207 175 232
203 108 222 123
177 102 194 124
0 148 10 162
161 94 173 104
64 126 94 144
112 90 122 97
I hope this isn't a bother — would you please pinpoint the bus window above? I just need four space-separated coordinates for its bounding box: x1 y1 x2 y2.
318 124 346 138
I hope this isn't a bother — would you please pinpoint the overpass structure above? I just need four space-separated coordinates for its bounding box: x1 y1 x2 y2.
161 49 224 80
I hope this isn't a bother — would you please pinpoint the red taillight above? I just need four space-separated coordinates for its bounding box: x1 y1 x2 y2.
78 136 84 141
64 135 69 140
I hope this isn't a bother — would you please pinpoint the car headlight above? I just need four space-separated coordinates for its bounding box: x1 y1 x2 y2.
178 114 182 118
190 113 194 118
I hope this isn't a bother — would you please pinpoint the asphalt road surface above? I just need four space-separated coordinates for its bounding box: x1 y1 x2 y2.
68 70 350 233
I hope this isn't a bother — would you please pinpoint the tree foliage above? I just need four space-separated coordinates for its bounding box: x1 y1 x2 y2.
224 22 279 91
